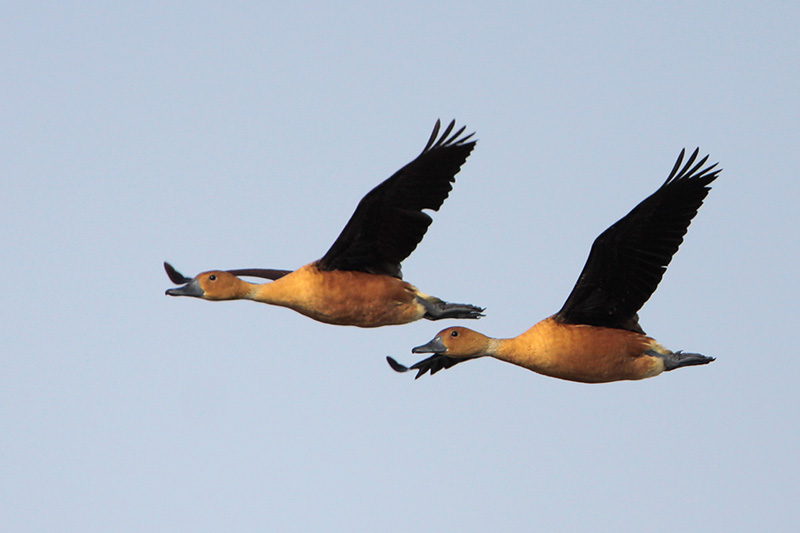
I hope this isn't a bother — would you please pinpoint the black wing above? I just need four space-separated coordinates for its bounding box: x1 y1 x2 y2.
163 262 290 282
386 355 465 379
316 120 476 278
164 262 192 284
553 149 720 332
226 268 291 280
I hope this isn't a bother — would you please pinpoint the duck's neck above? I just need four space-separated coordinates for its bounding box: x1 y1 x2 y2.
489 332 546 372
484 338 505 358
466 336 530 363
246 277 297 307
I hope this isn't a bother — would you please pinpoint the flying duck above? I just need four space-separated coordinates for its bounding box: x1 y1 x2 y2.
165 120 483 327
389 149 719 382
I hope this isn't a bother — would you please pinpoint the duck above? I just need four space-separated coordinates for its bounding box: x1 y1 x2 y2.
165 120 483 328
388 148 720 382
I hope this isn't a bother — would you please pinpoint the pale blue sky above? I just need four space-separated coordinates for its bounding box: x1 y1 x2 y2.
3 2 799 531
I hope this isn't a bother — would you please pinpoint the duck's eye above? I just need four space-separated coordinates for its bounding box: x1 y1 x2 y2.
209 274 217 281
450 330 459 338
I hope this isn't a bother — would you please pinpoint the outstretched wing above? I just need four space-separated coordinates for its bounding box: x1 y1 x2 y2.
316 120 476 278
553 149 720 332
226 268 291 280
164 262 192 284
163 262 290 282
386 355 465 379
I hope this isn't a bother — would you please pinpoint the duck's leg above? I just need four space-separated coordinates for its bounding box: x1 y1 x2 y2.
417 295 484 320
646 349 716 371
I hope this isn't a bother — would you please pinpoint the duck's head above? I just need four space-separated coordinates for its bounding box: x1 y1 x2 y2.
387 326 492 378
164 262 250 301
413 326 491 358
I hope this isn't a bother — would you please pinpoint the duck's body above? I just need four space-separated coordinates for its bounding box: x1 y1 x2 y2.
492 319 663 383
416 318 683 383
254 263 425 327
389 148 720 382
172 262 466 327
165 120 483 327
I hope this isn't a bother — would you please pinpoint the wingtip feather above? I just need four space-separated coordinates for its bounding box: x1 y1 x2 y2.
386 356 410 373
164 261 192 284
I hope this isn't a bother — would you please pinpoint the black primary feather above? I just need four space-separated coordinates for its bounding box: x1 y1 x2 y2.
164 262 192 284
386 354 466 379
226 268 292 280
553 148 720 332
316 120 476 278
164 262 291 283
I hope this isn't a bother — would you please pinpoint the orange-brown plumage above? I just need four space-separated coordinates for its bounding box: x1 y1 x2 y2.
165 120 483 327
250 263 426 327
491 320 663 383
168 263 428 327
389 149 720 382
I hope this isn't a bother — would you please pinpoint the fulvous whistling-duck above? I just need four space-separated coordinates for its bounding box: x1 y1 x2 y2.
165 120 483 328
388 149 720 382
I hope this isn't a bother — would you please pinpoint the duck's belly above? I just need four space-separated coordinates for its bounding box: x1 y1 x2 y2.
512 320 665 383
290 268 424 327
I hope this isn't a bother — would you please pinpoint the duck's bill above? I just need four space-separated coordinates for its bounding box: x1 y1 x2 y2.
165 279 204 297
411 336 446 354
